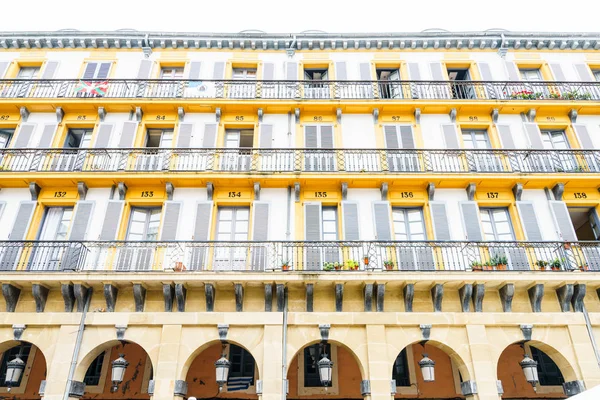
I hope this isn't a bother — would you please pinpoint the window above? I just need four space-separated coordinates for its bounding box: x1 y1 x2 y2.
392 349 410 386
216 207 249 241
304 68 329 98
225 130 253 148
304 125 335 171
304 343 331 387
462 130 490 149
540 130 569 150
0 129 14 148
480 208 514 241
447 68 474 99
160 67 184 79
0 344 32 387
393 208 426 240
322 206 338 240
145 129 174 148
83 352 105 386
16 67 40 79
530 347 564 386
38 207 73 240
593 70 600 82
519 69 542 81
228 344 255 386
126 207 162 241
376 69 401 99
82 62 111 80
304 68 328 82
221 130 253 171
232 68 257 80
64 129 93 149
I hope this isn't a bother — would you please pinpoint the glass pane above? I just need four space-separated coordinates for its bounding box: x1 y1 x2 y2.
493 209 508 222
408 210 422 222
323 221 337 233
480 211 491 222
235 221 249 235
219 209 233 220
392 210 405 221
218 221 232 233
236 208 249 220
394 222 407 234
409 221 423 234
322 208 336 220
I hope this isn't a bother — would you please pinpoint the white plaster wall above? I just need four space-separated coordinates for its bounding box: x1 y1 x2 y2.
434 189 469 240
573 116 600 149
259 189 290 240
114 53 147 78
83 188 112 240
420 114 451 148
46 51 90 78
346 189 380 240
520 189 560 241
172 188 208 240
262 114 290 148
341 115 375 148
0 189 31 239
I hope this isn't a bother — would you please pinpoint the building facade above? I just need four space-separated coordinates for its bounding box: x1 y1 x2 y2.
0 30 599 400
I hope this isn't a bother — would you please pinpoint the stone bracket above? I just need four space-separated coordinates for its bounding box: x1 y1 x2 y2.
466 183 476 201
364 283 374 312
414 108 421 124
2 283 21 312
380 182 388 201
77 182 88 200
376 283 385 312
499 283 515 312
360 380 371 396
215 107 221 123
420 324 431 341
175 283 186 312
336 108 342 124
73 284 90 312
512 183 523 201
253 182 261 200
135 106 143 122
20 106 30 122
98 106 106 122
69 381 86 398
257 108 263 123
459 284 473 312
163 283 174 312
572 284 586 312
520 324 533 341
426 183 435 201
568 109 578 123
563 380 585 396
177 106 185 121
341 182 348 201
319 324 331 342
218 324 229 342
32 284 49 313
207 182 214 200
295 108 300 123
372 108 379 123
116 324 127 340
205 283 215 311
235 283 244 312
431 284 443 312
174 380 188 397
29 182 41 201
526 108 536 122
276 284 285 312
403 283 414 312
61 283 75 312
472 283 485 312
166 182 174 200
117 182 127 200
56 106 64 123
12 324 26 340
552 183 565 201
528 284 544 312
264 284 273 312
335 283 344 312
104 283 118 312
461 380 478 396
557 284 574 312
306 283 314 312
133 283 146 312
449 108 457 122
491 108 499 124
294 182 301 202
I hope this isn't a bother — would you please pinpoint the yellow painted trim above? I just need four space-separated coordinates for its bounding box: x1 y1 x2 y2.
226 59 263 80
5 58 45 79
152 59 187 79
513 60 554 81
299 60 335 80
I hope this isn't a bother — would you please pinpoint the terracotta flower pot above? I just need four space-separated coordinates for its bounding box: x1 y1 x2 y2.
496 264 507 271
363 257 369 266
385 264 394 271
174 262 186 272
282 265 290 271
334 265 342 271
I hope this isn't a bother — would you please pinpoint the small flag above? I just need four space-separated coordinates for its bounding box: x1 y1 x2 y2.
75 80 108 96
227 377 253 392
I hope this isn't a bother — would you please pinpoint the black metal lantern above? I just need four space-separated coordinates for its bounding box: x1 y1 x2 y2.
418 353 436 382
520 353 539 391
5 356 25 391
215 354 231 390
317 353 334 387
111 354 129 385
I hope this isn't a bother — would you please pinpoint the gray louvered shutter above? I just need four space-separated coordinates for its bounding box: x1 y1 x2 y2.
176 123 194 148
549 201 577 241
94 123 114 148
305 126 318 148
335 62 347 80
320 126 334 148
0 202 5 221
190 201 213 270
259 124 273 148
407 63 421 79
0 62 9 78
118 121 138 148
262 63 274 80
213 62 225 79
372 201 392 240
13 123 35 148
83 63 97 80
286 62 298 80
430 201 451 240
460 202 483 241
429 63 445 80
304 202 322 270
549 63 566 81
251 201 270 270
523 123 544 149
341 201 359 240
186 61 202 79
399 126 415 149
9 201 36 240
359 63 371 80
97 63 111 79
477 63 494 81
441 124 460 149
41 61 59 79
63 201 95 271
99 201 125 240
37 123 57 148
505 61 520 80
202 123 217 148
574 64 593 82
573 124 594 149
496 125 516 148
160 201 182 241
136 59 153 79
516 202 543 240
384 126 399 149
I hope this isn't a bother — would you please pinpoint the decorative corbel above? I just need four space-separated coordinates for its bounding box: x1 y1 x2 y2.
20 106 30 122
372 108 379 123
336 108 342 124
56 106 64 123
512 183 523 201
572 284 586 312
414 108 421 125
135 106 143 122
133 283 146 312
117 182 128 200
234 283 244 312
557 284 574 312
431 284 443 312
500 283 515 312
403 284 414 312
319 324 330 342
335 283 344 312
206 182 214 201
364 283 374 312
215 107 221 123
459 284 473 312
466 183 476 201
98 106 106 122
205 283 215 312
254 182 260 200
526 108 536 122
177 107 185 122
528 284 544 313
166 182 174 200
420 324 431 340
175 283 186 312
104 284 118 312
449 108 457 123
294 108 300 123
491 108 499 124
552 183 564 201
218 324 229 342
380 182 388 201
426 183 435 201
77 182 88 200
294 182 300 203
472 284 485 312
520 324 533 341
12 324 26 340
2 284 20 312
29 182 41 201
341 182 348 201
257 108 263 123
568 109 578 124
32 284 49 312
115 324 127 340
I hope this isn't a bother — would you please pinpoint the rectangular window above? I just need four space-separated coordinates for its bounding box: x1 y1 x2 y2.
83 352 105 386
82 62 111 80
376 69 401 99
0 343 32 387
392 208 426 240
480 208 515 241
519 69 542 81
304 68 329 99
304 68 328 81
540 130 569 150
17 66 40 79
64 129 93 149
160 67 184 79
0 129 14 148
225 129 254 148
126 207 162 241
38 207 74 240
145 129 174 148
232 68 257 80
322 206 338 241
392 348 410 386
462 129 490 149
530 347 565 386
216 207 249 241
304 343 332 387
228 344 255 386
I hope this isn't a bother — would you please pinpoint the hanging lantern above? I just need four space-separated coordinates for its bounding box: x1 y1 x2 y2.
419 354 436 382
111 354 129 385
5 356 25 390
520 354 539 390
317 354 334 387
215 354 231 389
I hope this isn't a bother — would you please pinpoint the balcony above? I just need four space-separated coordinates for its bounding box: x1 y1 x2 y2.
0 148 599 174
0 240 597 272
0 79 599 101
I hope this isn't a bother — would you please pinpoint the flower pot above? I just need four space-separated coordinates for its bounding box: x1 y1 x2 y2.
551 266 561 271
363 257 369 266
352 265 359 271
384 264 394 271
483 265 493 271
174 262 186 272
472 266 483 272
282 265 290 271
579 265 589 271
334 265 342 271
564 243 572 250
496 264 507 271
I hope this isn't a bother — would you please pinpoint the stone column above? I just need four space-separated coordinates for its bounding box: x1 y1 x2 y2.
42 324 80 400
567 324 600 388
365 325 388 400
465 324 501 400
152 324 183 399
261 324 283 400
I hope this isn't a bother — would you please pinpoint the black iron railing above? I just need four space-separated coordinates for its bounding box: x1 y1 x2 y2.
0 79 599 100
0 240 596 272
0 148 599 174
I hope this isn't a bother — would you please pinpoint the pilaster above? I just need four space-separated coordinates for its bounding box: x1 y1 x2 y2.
465 324 501 400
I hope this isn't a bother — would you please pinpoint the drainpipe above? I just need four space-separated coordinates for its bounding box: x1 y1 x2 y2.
582 304 600 369
63 288 93 400
286 186 292 241
281 288 288 400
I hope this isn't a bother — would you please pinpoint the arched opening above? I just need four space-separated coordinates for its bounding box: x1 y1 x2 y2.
498 342 570 399
185 341 259 399
392 341 469 399
0 340 47 399
287 340 363 399
78 341 153 399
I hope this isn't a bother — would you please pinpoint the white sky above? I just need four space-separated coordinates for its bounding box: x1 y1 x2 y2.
4 0 599 33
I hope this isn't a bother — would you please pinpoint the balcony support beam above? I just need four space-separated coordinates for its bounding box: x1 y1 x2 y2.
178 107 185 122
427 183 435 201
491 108 499 124
336 108 342 124
459 284 473 312
56 106 64 123
276 284 285 312
372 108 379 123
235 283 244 312
431 284 443 312
403 283 414 312
572 284 586 312
29 182 41 201
163 283 174 312
376 283 385 312
306 283 314 312
117 182 127 200
466 183 476 201
528 284 545 312
77 182 88 200
254 182 261 200
133 283 146 312
335 283 344 312
215 107 221 123
98 106 106 122
526 109 536 122
20 106 30 122
104 283 118 312
294 108 300 123
264 284 273 312
569 109 578 123
512 183 523 201
381 182 388 201
135 106 143 121
364 283 374 312
207 182 214 200
414 108 421 124
499 283 515 312
472 283 485 312
73 283 90 312
557 284 574 312
166 182 174 200
205 283 215 311
552 183 565 201
341 182 348 200
449 108 457 123
175 283 186 312
61 283 75 312
2 283 20 312
32 284 49 313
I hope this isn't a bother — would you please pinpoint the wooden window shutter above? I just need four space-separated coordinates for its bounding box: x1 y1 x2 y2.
523 123 544 149
372 201 392 240
304 126 318 148
13 123 36 148
460 201 483 241
407 63 421 80
548 201 577 241
285 62 298 80
359 63 371 80
341 201 360 240
69 201 95 240
399 126 415 149
186 61 202 80
496 125 516 149
0 62 9 79
118 121 139 148
251 201 270 270
41 61 59 79
176 123 194 148
304 202 322 270
504 61 521 81
573 124 594 149
193 201 214 241
384 126 399 149
259 124 273 148
136 59 153 79
516 202 543 241
441 124 460 149
93 124 114 148
477 62 494 81
83 63 98 80
8 201 36 240
98 201 125 240
549 63 566 81
202 123 217 148
160 201 182 241
335 62 347 80
573 63 593 82
429 63 445 80
213 62 225 79
320 126 334 148
262 63 275 80
429 201 451 240
37 123 58 148
97 63 111 79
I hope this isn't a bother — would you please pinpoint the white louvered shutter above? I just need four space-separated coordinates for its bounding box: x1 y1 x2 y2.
430 201 451 240
99 201 125 240
372 201 392 240
202 123 217 148
548 201 577 241
341 201 360 240
13 123 36 148
523 123 544 149
251 201 270 270
441 124 460 149
94 124 114 148
160 201 182 241
516 202 543 241
118 121 138 148
460 201 483 241
190 201 213 270
176 123 194 148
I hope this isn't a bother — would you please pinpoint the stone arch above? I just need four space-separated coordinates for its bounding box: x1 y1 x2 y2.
0 339 49 376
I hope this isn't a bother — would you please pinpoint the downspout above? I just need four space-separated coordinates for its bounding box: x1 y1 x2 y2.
582 304 600 369
286 186 292 241
63 288 93 400
281 288 289 400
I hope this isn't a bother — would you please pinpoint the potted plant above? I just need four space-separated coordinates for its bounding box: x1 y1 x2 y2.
495 256 508 270
483 261 494 271
363 256 370 266
345 260 359 271
334 262 343 271
323 262 334 271
536 260 549 271
578 264 589 272
550 258 562 271
470 261 483 271
281 261 291 271
383 260 395 270
174 261 186 272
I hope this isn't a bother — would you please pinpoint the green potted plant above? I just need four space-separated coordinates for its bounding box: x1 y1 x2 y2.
323 262 334 271
495 256 508 270
281 261 291 271
483 261 494 271
579 264 589 272
536 260 549 271
383 260 395 271
470 261 483 271
345 260 359 270
550 258 562 271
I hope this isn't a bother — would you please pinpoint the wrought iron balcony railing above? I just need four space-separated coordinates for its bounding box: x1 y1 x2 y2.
0 240 596 272
0 79 599 100
0 148 599 174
